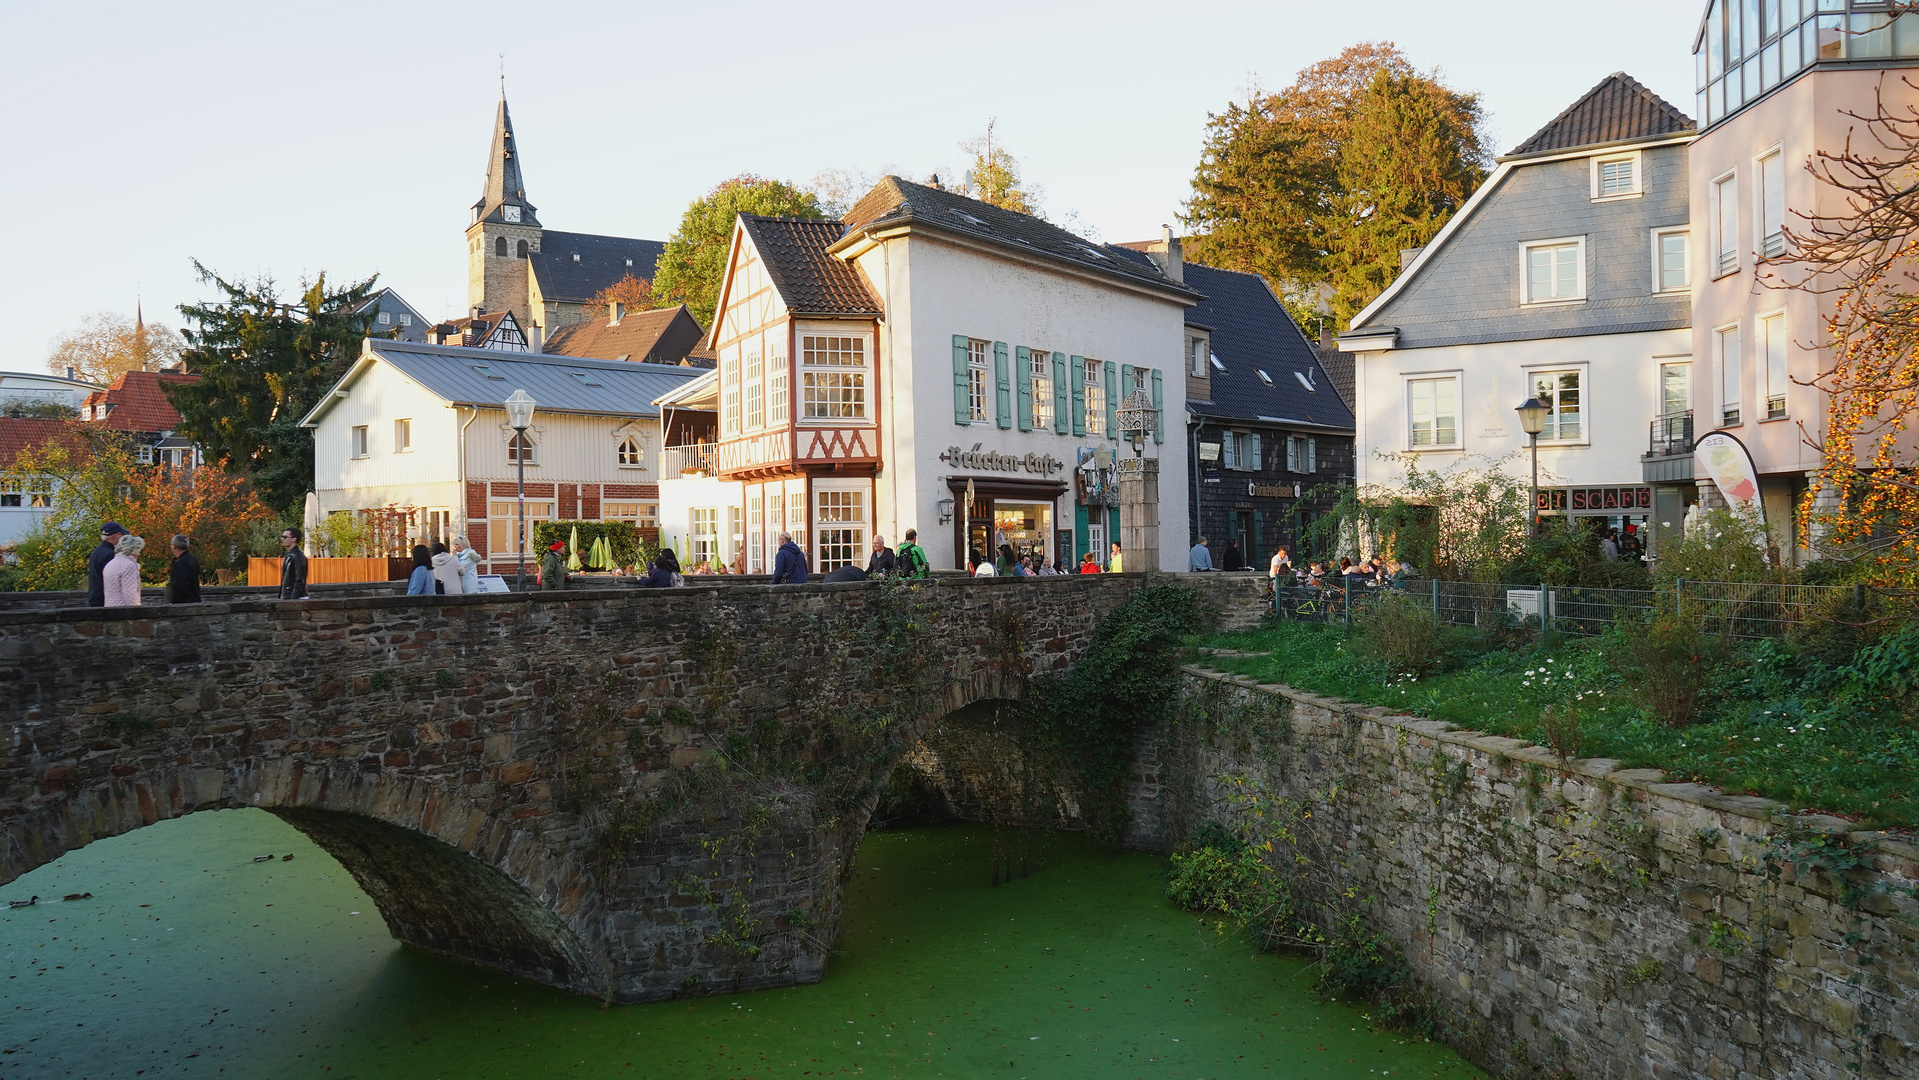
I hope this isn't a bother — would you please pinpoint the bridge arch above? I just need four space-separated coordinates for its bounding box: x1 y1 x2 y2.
0 575 1260 1001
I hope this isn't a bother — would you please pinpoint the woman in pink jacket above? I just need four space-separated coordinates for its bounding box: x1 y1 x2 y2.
103 534 145 607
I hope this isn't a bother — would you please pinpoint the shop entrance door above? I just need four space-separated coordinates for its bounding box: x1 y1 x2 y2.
994 502 1051 568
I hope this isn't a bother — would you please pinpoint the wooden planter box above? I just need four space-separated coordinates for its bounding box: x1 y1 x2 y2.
247 556 410 588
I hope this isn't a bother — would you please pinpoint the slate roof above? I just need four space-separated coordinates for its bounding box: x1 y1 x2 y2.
838 177 1199 300
1505 72 1695 158
737 216 883 316
1111 251 1352 431
0 418 93 469
529 230 666 304
300 340 701 428
473 96 539 226
81 370 198 434
542 305 708 365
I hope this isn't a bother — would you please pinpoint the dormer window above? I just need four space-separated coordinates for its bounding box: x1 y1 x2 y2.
1188 337 1206 376
503 205 522 223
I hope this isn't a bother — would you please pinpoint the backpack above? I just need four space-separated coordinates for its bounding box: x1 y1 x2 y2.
898 542 930 578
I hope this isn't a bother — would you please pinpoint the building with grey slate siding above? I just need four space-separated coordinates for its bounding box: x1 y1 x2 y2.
1340 74 1696 557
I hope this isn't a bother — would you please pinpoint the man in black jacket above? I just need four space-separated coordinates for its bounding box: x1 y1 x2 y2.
279 527 309 600
166 534 201 604
86 522 129 606
865 535 896 577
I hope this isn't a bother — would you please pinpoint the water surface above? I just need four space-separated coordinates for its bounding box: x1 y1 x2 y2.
1 811 1481 1079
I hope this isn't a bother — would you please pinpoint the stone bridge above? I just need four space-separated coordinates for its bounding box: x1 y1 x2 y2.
0 573 1262 1003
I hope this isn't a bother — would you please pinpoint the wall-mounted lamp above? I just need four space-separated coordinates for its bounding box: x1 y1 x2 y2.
937 496 955 525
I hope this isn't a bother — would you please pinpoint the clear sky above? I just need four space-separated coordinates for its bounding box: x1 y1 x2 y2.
5 0 1702 372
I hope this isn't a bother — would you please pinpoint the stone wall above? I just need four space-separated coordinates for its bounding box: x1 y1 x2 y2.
0 573 1244 1003
1143 668 1919 1080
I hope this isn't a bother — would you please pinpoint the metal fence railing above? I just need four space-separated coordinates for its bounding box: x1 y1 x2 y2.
1272 576 1905 639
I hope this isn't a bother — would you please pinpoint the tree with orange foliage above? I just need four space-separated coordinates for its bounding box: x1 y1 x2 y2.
1775 84 1919 585
585 274 665 320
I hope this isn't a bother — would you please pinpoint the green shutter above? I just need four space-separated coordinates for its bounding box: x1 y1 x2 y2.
1104 361 1118 440
1151 368 1164 444
1015 346 1033 431
952 335 972 425
994 342 1011 429
1052 352 1069 434
1070 355 1086 435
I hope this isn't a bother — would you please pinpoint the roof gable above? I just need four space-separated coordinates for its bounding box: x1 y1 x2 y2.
80 370 198 434
542 304 707 364
1506 72 1695 157
735 216 882 317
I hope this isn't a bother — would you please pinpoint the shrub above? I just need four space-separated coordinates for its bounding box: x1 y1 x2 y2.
1355 591 1444 675
1605 614 1728 727
1535 702 1585 765
1651 508 1785 585
1165 844 1269 916
533 520 649 571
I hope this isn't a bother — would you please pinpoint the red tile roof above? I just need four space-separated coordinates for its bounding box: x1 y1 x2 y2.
81 370 198 434
0 418 93 469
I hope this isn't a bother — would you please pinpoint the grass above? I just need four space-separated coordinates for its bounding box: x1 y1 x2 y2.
1191 620 1919 832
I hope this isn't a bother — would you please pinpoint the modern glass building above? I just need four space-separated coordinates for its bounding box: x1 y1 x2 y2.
1697 0 1919 128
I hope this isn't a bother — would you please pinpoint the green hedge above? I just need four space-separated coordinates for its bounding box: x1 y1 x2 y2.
531 520 652 570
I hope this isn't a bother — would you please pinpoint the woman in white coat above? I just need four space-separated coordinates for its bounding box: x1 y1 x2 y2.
451 535 482 594
429 542 465 595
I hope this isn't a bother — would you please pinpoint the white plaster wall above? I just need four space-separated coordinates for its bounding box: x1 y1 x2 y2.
855 235 1191 571
657 474 742 565
1353 329 1690 492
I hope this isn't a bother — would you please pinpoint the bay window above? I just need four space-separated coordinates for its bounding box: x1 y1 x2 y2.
801 334 866 419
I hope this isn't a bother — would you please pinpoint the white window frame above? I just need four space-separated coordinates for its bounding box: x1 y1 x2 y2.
1403 372 1462 450
393 418 412 453
812 480 867 574
1521 364 1590 445
1188 336 1208 376
690 508 719 568
1030 348 1053 430
968 339 990 423
744 346 764 431
1716 321 1743 427
377 311 392 325
1657 357 1693 419
616 433 645 468
1590 150 1644 200
722 353 741 436
1759 308 1788 420
1519 236 1587 306
398 314 412 328
1652 226 1691 294
351 425 369 459
1712 170 1740 278
507 430 537 465
768 346 789 426
1755 145 1786 260
1083 357 1106 435
799 331 868 422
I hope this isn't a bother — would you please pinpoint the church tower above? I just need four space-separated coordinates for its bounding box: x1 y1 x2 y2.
466 95 543 328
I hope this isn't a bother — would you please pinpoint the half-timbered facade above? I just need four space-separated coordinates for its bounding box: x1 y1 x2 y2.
698 177 1197 574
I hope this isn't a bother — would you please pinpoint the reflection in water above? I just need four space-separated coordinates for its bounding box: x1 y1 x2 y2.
1 809 1483 1079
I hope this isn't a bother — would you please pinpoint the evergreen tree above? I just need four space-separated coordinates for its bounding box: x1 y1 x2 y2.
1183 43 1488 333
652 176 826 327
166 262 380 514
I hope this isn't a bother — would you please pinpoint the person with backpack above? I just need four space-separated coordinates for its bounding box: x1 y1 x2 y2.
894 529 930 578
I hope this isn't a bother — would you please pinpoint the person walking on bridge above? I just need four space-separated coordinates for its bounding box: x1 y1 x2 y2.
86 522 128 606
165 535 201 604
540 540 569 590
865 535 896 577
895 529 930 579
278 527 309 600
771 532 809 584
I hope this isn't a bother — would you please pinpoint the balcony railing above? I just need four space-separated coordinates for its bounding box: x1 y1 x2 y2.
1646 410 1693 458
663 443 716 477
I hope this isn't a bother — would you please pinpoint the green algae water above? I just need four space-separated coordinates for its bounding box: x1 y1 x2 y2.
1 811 1482 1079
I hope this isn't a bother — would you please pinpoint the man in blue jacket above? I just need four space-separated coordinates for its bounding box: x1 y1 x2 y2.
86 522 129 606
771 531 809 584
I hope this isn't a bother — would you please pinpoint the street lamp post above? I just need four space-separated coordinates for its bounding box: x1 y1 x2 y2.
505 389 537 591
1515 396 1550 533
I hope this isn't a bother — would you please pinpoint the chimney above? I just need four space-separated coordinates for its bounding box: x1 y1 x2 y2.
530 322 545 353
471 305 484 320
1147 224 1184 285
64 366 75 381
608 302 625 327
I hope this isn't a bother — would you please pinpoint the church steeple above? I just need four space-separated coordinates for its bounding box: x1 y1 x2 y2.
473 95 539 227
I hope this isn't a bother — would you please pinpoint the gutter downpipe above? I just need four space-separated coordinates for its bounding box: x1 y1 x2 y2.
1191 415 1203 552
458 404 479 560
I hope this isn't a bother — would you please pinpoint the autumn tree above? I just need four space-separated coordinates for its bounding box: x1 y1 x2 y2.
2 425 270 590
167 262 381 514
46 309 185 385
585 274 664 320
1182 43 1489 332
959 120 1043 217
1773 85 1919 584
652 176 826 327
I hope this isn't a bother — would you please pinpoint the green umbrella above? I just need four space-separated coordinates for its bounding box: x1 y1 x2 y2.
591 535 609 570
567 525 582 570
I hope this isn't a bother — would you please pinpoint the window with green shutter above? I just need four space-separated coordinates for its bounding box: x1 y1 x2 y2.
1015 346 1034 431
952 335 971 425
1104 361 1117 440
994 342 1012 429
1070 355 1086 435
1052 352 1068 434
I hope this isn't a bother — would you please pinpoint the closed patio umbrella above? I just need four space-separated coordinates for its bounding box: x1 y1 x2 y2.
567 525 582 570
